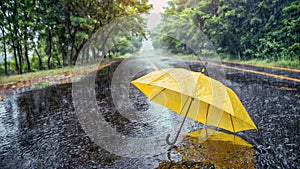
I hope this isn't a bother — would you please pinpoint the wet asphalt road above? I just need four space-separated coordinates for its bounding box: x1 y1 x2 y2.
0 53 299 168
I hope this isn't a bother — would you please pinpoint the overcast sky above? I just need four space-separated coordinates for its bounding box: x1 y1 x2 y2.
149 0 168 13
145 0 169 29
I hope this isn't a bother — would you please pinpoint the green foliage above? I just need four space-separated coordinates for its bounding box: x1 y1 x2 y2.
0 0 152 75
34 81 51 88
152 0 300 65
110 35 143 56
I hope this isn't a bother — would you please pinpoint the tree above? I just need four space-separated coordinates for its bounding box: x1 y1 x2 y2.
152 0 300 63
0 0 152 74
0 27 8 74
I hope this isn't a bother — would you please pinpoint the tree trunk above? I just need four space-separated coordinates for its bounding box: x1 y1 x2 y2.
47 29 52 69
23 10 30 72
4 41 8 74
1 28 8 74
81 41 90 64
13 0 22 74
92 47 96 59
56 54 61 67
69 28 78 65
12 40 19 73
58 37 67 66
24 37 30 72
85 46 89 63
69 31 76 65
101 45 107 59
100 22 117 59
17 42 23 74
59 41 68 67
64 1 76 65
4 10 19 72
70 40 75 65
10 1 22 73
73 41 85 65
35 48 43 70
62 49 67 66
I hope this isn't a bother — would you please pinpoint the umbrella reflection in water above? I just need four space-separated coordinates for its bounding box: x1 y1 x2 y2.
158 128 256 169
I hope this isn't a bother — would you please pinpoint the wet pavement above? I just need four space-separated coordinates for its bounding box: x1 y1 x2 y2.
0 53 299 168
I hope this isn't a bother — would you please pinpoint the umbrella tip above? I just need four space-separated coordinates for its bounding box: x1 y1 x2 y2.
201 62 208 74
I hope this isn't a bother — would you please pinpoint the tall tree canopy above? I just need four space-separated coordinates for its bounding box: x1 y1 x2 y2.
0 0 152 74
152 0 300 63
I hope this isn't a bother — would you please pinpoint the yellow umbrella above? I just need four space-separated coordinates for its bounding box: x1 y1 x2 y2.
131 68 257 144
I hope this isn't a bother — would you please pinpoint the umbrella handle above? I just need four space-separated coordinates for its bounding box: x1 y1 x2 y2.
166 133 178 145
166 98 194 145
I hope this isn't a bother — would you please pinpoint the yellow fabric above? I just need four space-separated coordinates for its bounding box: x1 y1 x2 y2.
131 68 257 132
187 128 252 147
174 128 256 168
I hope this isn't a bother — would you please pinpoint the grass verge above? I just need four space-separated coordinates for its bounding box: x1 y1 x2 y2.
220 57 300 69
0 66 76 85
174 53 300 69
0 57 121 85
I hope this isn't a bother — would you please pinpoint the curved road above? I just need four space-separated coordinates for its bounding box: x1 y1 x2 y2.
0 50 299 168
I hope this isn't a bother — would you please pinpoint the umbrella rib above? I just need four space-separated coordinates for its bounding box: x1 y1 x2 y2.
179 96 190 115
205 104 210 125
230 115 235 132
147 72 166 85
150 88 166 101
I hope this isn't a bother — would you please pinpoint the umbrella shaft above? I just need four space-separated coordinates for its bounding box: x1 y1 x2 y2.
166 98 194 145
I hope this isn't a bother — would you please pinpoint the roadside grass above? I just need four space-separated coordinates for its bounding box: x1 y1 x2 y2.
0 57 120 85
220 57 300 69
239 59 300 69
174 53 300 69
0 66 75 84
33 81 51 88
174 53 198 59
112 52 143 59
117 53 133 58
0 52 134 85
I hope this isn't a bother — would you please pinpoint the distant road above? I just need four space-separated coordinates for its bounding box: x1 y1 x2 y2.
130 53 300 97
200 58 300 95
202 58 300 82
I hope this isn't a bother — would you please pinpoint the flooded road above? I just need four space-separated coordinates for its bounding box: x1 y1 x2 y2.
0 55 299 168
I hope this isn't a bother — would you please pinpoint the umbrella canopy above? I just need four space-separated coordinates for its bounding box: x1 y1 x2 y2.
131 68 257 134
